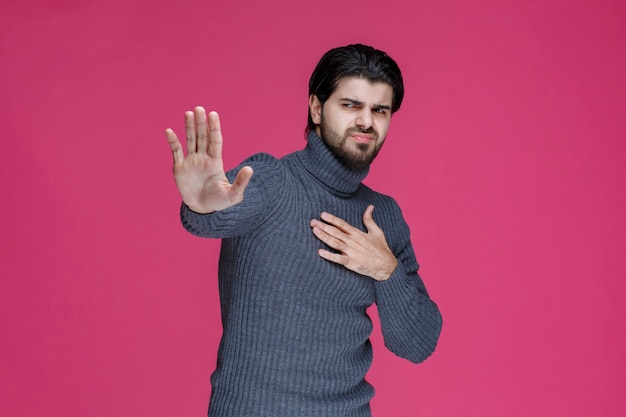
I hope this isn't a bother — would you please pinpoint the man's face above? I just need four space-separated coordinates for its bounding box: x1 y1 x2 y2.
310 77 393 170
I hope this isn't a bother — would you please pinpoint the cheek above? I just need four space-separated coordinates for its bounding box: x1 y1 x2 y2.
330 115 351 134
376 121 390 138
322 108 341 128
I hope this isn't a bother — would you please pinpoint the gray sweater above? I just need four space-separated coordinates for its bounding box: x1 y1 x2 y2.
181 132 442 417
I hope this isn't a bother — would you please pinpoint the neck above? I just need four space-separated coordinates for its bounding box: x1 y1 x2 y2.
296 131 369 196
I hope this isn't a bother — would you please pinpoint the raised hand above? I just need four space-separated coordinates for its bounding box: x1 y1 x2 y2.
165 106 253 213
310 205 398 281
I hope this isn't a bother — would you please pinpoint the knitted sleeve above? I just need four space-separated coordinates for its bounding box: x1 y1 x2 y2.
180 153 285 239
374 202 443 364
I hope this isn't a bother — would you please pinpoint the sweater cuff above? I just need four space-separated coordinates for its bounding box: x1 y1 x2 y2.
374 261 416 304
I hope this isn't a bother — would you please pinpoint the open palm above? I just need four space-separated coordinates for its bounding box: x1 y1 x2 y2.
165 106 253 213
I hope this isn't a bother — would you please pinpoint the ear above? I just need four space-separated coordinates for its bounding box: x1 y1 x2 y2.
308 94 322 125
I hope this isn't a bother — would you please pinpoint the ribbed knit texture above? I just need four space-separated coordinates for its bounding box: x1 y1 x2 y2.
181 132 442 417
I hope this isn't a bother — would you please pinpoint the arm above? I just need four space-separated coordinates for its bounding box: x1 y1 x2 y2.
180 152 284 238
374 234 442 363
166 107 282 238
310 205 442 363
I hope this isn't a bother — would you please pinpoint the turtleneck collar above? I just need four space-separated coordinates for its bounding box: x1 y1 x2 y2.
295 131 370 196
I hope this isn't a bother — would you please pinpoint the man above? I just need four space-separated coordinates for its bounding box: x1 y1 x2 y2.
165 44 442 417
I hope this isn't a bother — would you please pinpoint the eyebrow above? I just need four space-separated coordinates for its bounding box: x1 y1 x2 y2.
340 98 392 110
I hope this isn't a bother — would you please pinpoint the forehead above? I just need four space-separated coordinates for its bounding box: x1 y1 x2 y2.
331 77 393 105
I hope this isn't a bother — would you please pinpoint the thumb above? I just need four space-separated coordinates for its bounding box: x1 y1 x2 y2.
363 205 380 233
233 166 254 191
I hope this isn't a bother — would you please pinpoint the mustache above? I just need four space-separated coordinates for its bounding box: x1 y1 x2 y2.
346 126 378 138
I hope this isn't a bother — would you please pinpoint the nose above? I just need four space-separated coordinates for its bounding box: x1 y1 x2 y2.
355 109 372 129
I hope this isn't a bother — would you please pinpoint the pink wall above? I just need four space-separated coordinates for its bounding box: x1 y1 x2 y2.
2 0 625 416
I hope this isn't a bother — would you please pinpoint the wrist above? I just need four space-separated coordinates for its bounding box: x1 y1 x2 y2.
374 258 398 282
184 201 214 215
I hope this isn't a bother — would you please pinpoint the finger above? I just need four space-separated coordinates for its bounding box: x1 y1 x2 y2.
317 248 348 266
184 110 196 154
207 111 223 159
194 106 209 155
362 205 381 234
311 223 348 252
320 211 354 234
165 128 184 165
311 219 346 242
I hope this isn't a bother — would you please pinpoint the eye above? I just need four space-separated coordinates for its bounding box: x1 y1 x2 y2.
373 108 388 115
343 103 355 108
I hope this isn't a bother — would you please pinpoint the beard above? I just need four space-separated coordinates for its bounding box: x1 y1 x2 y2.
319 115 382 170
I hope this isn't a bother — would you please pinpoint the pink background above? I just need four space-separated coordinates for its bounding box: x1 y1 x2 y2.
2 0 625 416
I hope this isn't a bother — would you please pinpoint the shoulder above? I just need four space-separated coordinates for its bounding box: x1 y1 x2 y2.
241 152 282 170
221 153 290 215
226 152 286 182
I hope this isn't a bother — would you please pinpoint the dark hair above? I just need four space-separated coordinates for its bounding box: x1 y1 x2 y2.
306 44 404 134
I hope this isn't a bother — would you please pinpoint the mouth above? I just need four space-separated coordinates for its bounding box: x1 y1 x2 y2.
350 134 374 143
